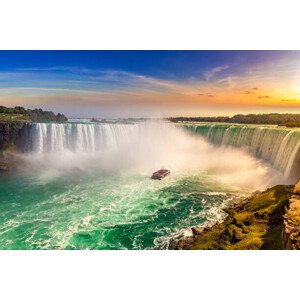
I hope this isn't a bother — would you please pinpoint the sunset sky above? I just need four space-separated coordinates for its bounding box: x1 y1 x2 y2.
0 50 299 118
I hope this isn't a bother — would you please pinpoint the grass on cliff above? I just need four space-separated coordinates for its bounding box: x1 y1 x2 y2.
0 113 30 122
190 185 293 250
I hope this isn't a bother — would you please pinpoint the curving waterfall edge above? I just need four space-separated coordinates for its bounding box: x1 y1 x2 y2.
182 123 300 183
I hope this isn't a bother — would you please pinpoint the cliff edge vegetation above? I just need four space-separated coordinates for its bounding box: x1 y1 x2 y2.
168 113 300 127
176 185 294 250
0 113 31 123
0 105 68 123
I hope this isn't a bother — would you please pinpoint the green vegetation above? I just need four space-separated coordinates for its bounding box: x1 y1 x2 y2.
168 113 300 127
0 113 30 122
0 105 68 123
27 109 68 122
190 185 293 250
279 122 300 128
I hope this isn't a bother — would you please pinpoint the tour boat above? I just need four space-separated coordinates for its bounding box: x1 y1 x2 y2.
151 168 170 180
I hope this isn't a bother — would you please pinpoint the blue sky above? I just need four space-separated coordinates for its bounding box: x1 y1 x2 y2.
0 51 299 117
0 50 293 79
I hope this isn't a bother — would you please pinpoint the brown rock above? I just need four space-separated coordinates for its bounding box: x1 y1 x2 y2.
233 228 243 241
252 190 261 196
293 182 300 195
175 237 195 250
283 184 300 249
191 227 204 236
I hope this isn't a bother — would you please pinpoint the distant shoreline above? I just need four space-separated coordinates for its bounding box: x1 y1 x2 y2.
168 113 300 128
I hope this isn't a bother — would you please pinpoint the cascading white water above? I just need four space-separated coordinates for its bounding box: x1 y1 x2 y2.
183 123 300 181
32 122 142 153
30 121 192 174
27 121 298 189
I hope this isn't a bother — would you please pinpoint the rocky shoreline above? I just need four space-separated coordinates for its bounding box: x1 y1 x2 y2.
176 183 299 250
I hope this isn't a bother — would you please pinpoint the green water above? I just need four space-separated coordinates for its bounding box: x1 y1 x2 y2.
0 169 239 249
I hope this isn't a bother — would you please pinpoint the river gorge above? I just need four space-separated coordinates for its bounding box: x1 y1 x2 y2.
0 120 299 249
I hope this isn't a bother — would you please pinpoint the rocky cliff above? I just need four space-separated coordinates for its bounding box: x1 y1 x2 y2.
0 121 32 172
0 121 31 150
282 182 300 249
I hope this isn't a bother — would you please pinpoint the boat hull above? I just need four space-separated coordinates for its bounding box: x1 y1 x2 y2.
151 169 170 180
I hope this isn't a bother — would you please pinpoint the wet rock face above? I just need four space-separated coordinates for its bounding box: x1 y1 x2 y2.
175 237 195 250
191 227 205 236
175 227 206 250
0 122 32 172
0 122 32 151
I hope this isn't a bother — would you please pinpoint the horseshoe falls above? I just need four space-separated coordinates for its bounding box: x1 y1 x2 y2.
182 123 300 182
0 121 298 249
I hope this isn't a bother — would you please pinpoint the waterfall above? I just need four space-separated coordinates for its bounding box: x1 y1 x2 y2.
182 123 300 181
29 121 185 173
31 122 144 153
28 121 300 182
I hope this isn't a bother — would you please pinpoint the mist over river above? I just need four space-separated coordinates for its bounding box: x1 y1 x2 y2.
0 120 298 249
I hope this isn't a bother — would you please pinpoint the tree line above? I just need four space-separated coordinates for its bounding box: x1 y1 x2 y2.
0 106 68 122
167 113 300 126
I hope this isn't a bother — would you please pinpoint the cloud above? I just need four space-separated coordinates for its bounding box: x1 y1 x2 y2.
197 93 214 97
281 99 296 102
204 65 229 81
217 76 237 90
0 67 193 96
14 67 179 92
1 64 298 116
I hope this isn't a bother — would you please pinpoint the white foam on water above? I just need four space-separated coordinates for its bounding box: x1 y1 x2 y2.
82 216 93 226
203 192 228 196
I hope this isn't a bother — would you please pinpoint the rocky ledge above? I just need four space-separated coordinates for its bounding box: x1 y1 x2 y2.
176 184 295 250
282 182 300 249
